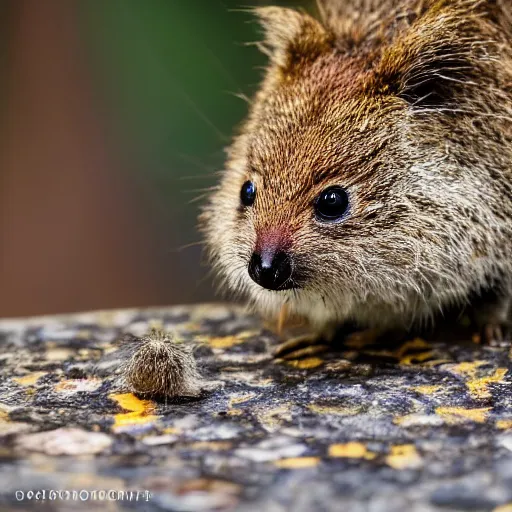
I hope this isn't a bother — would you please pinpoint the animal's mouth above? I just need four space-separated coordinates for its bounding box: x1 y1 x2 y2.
257 278 299 292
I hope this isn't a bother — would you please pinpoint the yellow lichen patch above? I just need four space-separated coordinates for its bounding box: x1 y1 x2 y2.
208 336 245 349
45 348 75 362
328 442 376 459
435 406 491 424
422 359 453 367
13 372 47 387
395 339 431 358
286 357 324 369
386 444 423 470
109 393 158 430
448 361 486 377
190 303 234 322
187 441 233 451
239 330 261 339
411 385 443 395
393 414 416 426
466 368 508 399
229 393 258 406
54 378 102 394
445 361 507 399
363 350 395 358
205 330 259 350
497 420 512 430
308 404 362 416
77 348 103 361
400 351 435 366
494 505 512 512
258 405 292 432
275 457 320 469
162 427 180 435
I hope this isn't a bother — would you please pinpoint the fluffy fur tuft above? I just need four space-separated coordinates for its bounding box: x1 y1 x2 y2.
119 329 202 398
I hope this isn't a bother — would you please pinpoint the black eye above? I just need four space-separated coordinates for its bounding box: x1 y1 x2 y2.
240 180 256 207
314 186 349 222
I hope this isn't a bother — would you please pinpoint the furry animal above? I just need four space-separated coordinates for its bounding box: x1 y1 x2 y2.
201 0 512 346
119 329 202 397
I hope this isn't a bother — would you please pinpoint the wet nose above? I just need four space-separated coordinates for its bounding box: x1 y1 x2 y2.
248 251 293 291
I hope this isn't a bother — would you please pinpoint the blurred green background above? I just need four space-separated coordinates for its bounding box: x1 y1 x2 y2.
0 0 311 317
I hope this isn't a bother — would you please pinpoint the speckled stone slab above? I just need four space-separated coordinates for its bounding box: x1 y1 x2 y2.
1 303 512 512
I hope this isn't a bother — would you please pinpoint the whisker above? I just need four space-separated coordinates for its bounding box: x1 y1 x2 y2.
182 186 218 194
170 241 206 254
188 193 212 205
226 90 252 104
173 152 219 173
178 173 219 181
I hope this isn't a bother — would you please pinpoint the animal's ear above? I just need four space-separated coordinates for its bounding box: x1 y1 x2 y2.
370 3 499 107
491 0 512 35
254 7 333 71
377 36 473 107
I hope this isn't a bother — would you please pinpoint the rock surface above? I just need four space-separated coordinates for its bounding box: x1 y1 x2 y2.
0 303 511 511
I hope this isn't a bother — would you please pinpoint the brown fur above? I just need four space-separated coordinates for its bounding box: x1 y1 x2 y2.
201 0 512 337
119 329 202 397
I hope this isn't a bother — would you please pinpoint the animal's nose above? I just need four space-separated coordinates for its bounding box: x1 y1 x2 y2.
248 251 293 290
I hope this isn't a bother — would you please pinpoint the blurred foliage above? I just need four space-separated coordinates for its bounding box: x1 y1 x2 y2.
78 0 313 299
80 0 312 204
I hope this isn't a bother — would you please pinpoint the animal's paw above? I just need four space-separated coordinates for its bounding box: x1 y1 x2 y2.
273 334 331 360
480 322 510 347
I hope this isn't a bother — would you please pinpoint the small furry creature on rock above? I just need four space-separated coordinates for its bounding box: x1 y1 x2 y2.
119 329 203 397
201 0 512 351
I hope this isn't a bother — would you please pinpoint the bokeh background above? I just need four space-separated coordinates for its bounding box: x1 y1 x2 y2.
0 0 312 317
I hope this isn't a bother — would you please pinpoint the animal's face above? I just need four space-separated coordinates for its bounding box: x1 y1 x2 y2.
204 58 426 326
201 3 509 328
